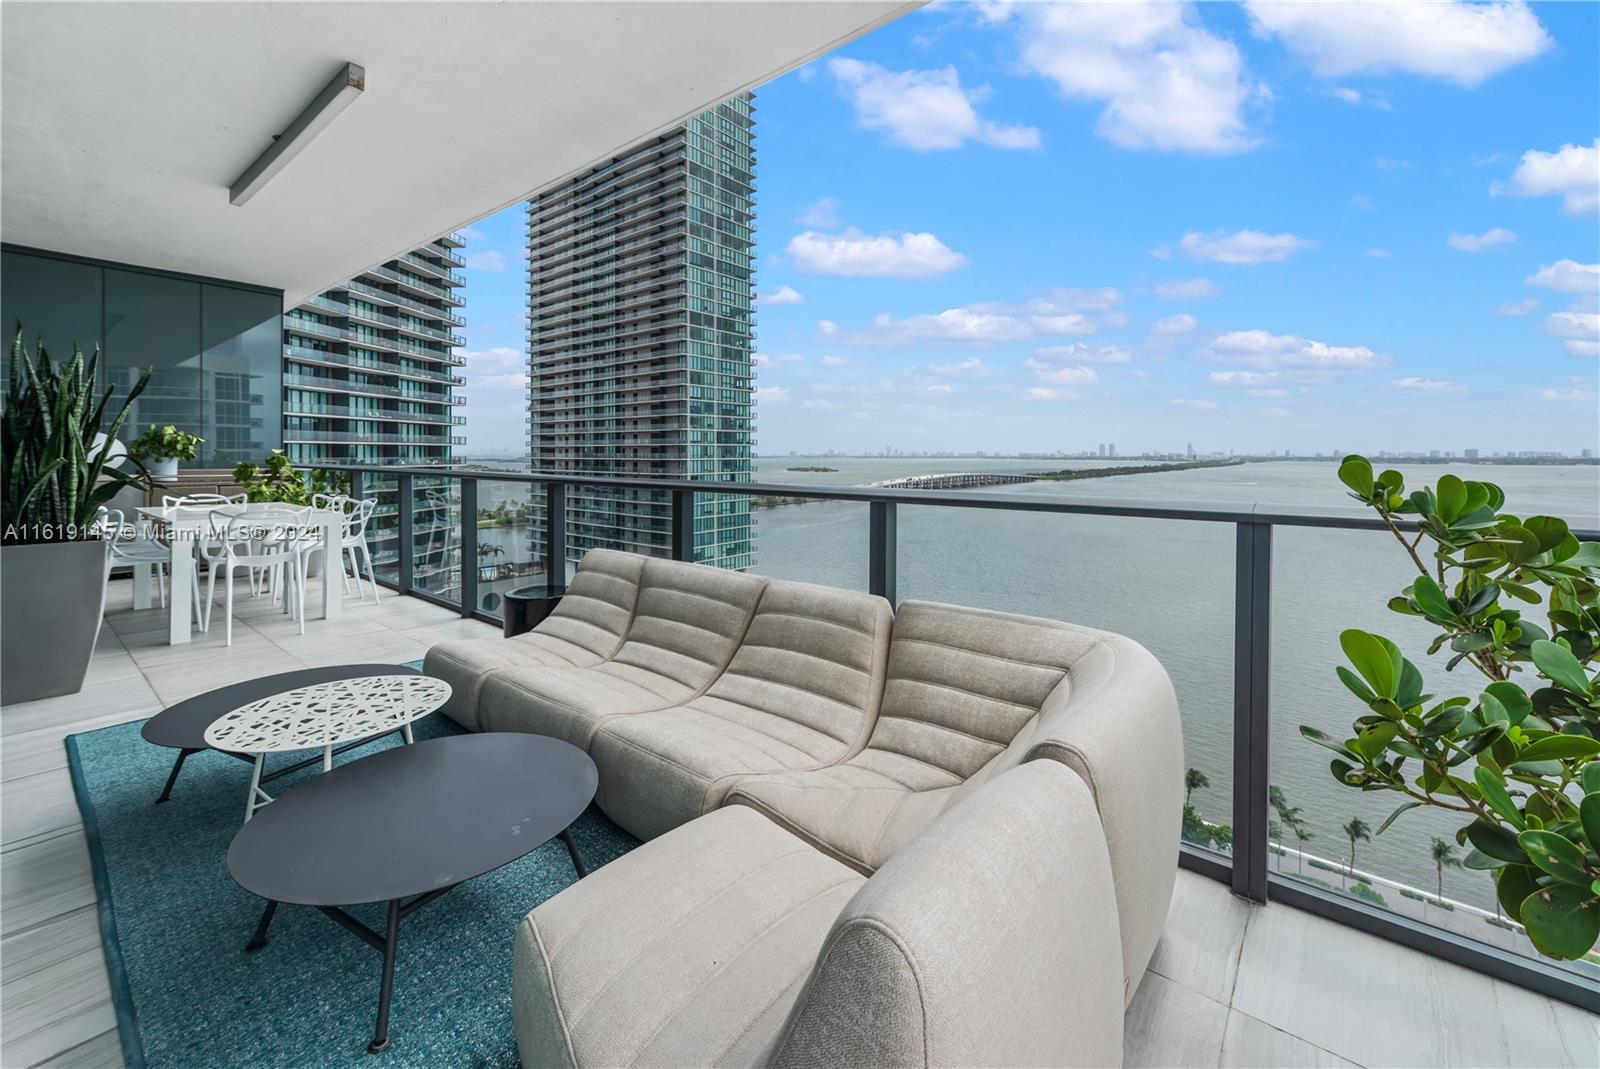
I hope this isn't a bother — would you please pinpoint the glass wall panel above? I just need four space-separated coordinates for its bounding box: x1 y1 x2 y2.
0 249 102 362
360 472 399 588
201 285 281 468
1271 524 1596 979
746 494 868 590
472 479 541 620
896 501 1236 848
411 475 461 605
104 268 202 445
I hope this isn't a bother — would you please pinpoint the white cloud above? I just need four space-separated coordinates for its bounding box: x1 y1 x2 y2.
1033 343 1134 365
1366 248 1393 259
929 357 987 375
796 197 841 228
1263 407 1295 418
836 308 1032 347
756 285 804 306
1392 376 1468 395
1448 228 1516 252
465 250 508 272
1349 194 1375 211
1152 313 1198 336
1025 386 1074 401
1208 370 1276 387
818 355 849 368
753 352 804 368
1328 87 1391 110
1547 310 1600 358
1497 139 1600 215
1170 398 1221 411
993 1 1259 154
1023 361 1100 386
802 398 841 412
461 346 526 389
1154 278 1219 299
1204 330 1389 383
787 229 966 278
1498 297 1540 316
1541 379 1596 402
828 58 1040 151
755 386 792 405
1162 229 1317 265
1525 260 1600 295
1245 1 1551 87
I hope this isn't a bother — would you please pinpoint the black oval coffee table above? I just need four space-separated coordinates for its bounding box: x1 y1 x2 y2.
226 732 597 1054
141 663 421 804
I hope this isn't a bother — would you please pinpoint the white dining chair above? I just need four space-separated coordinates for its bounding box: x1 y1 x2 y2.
339 498 381 603
97 506 203 620
199 506 314 645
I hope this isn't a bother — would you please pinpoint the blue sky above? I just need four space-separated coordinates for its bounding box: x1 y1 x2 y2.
455 1 1599 457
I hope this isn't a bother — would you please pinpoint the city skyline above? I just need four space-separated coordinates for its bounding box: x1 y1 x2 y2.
453 1 1599 458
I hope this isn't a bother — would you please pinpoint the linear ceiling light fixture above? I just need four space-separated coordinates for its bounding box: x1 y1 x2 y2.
229 62 365 206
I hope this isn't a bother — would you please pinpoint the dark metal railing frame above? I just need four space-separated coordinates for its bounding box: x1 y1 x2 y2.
319 464 1600 1012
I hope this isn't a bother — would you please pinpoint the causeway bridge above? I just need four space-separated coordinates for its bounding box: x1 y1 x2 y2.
862 472 1039 491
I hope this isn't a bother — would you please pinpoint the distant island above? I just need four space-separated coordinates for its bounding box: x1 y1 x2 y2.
786 465 838 472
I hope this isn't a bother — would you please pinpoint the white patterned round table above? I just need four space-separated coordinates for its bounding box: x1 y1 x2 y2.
203 675 452 821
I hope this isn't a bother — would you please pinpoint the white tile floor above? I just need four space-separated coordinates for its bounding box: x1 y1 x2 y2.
2 577 1596 1068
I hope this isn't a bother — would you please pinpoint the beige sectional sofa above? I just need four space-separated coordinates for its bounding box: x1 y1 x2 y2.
423 549 1182 1067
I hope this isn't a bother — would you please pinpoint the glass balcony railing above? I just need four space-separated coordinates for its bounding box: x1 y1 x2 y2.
303 462 1600 1013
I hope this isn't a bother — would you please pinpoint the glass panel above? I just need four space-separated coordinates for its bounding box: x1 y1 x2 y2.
1271 525 1592 977
558 485 673 572
896 502 1236 848
200 285 282 468
411 476 460 605
361 473 399 587
747 494 868 590
0 250 103 370
472 479 541 620
104 268 202 445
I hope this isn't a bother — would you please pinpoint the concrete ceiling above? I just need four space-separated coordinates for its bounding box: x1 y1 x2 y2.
1 1 917 305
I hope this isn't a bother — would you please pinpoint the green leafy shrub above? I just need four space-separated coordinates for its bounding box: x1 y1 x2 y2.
1350 881 1389 907
2 326 150 544
232 450 346 505
1302 455 1600 960
128 424 202 461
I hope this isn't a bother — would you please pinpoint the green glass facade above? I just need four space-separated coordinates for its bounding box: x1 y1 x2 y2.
527 95 756 571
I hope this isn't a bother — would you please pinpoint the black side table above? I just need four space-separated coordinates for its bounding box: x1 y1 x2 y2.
502 584 565 638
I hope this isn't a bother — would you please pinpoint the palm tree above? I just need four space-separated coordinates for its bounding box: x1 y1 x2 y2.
1430 837 1461 903
1184 768 1209 807
1342 818 1371 889
1269 786 1311 874
1268 819 1283 871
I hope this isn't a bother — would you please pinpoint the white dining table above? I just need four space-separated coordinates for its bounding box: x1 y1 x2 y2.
132 503 345 645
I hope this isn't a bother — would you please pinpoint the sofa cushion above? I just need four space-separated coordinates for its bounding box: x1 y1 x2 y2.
478 557 766 749
765 760 1124 1069
513 805 865 1069
726 601 1182 1004
590 580 893 839
423 548 645 728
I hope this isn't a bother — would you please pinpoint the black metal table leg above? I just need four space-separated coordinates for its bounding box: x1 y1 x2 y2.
245 900 278 952
368 899 401 1054
155 747 199 804
560 827 588 879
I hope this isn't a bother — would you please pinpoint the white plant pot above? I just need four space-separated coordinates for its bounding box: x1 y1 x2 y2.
149 458 179 483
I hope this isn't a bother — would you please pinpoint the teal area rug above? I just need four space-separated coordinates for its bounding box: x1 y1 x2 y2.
67 677 638 1068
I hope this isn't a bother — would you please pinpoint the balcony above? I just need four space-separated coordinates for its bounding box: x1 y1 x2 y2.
4 468 1594 1069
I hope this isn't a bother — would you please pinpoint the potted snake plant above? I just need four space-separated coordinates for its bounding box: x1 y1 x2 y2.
1 326 151 703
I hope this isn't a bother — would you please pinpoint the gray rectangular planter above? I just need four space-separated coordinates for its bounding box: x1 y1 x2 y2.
1 540 109 705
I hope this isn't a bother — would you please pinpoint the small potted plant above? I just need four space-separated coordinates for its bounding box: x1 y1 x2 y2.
129 424 202 482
